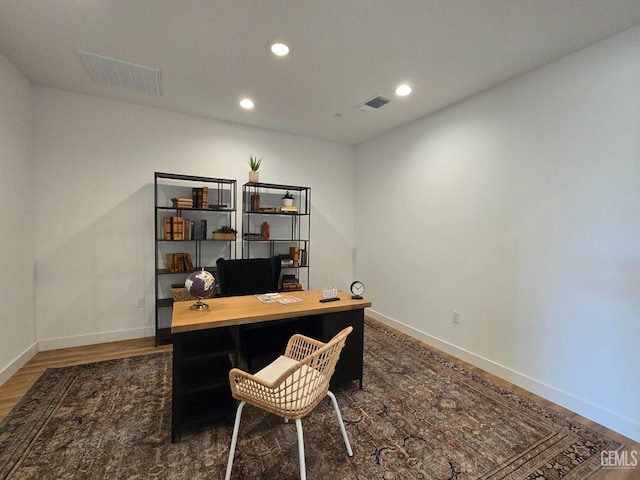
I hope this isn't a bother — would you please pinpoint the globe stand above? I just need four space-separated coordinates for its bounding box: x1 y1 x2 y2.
190 297 210 311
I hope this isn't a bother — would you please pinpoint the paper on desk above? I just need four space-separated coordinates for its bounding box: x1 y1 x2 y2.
255 293 303 304
255 293 278 303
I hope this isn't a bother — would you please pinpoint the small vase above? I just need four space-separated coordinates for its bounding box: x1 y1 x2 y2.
251 194 260 211
249 171 259 183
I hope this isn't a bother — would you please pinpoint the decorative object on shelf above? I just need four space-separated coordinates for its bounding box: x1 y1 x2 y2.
350 280 365 300
282 191 294 207
260 222 270 240
250 194 260 211
185 269 215 310
248 155 262 183
213 226 237 240
280 195 298 212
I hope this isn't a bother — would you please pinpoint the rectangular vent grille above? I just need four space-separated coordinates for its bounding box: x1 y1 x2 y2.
356 95 391 112
78 50 162 96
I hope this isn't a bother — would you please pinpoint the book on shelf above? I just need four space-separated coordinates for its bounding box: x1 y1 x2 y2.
200 219 207 240
163 216 198 240
191 186 210 209
173 216 184 240
163 216 172 240
165 253 194 272
289 246 300 267
281 274 302 291
280 205 298 213
183 252 193 270
171 197 193 208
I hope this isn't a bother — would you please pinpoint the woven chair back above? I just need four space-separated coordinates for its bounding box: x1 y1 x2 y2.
230 326 353 420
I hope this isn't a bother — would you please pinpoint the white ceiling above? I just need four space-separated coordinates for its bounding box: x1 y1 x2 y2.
1 1 640 146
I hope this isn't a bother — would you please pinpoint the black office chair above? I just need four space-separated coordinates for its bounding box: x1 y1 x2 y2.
216 256 281 296
216 257 302 372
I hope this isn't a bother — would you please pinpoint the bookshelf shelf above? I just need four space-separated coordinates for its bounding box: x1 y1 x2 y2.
242 182 310 291
154 172 237 344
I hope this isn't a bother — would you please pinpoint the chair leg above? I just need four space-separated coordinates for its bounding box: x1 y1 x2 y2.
294 419 306 480
327 391 353 456
225 401 246 480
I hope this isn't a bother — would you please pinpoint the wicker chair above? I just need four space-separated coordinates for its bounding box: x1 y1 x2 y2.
225 327 354 480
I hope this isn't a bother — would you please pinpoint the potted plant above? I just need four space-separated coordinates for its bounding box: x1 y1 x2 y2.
213 226 237 240
248 155 262 183
282 191 294 207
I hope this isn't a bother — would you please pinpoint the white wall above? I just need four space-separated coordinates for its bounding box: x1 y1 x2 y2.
33 88 356 349
355 27 640 441
0 54 37 384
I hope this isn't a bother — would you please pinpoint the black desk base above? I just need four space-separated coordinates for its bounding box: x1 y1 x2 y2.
171 308 364 441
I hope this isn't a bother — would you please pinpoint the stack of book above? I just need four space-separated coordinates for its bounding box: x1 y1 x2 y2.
281 274 302 291
166 253 194 272
281 247 308 267
280 205 298 213
191 186 209 209
163 216 195 240
171 197 193 209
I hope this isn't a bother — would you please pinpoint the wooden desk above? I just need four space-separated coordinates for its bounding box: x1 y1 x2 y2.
170 290 371 440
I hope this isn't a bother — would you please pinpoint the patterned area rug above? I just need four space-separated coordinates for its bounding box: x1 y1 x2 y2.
0 319 621 479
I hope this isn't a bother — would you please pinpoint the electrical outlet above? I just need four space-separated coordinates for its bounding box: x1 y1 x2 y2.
137 297 145 308
453 311 460 324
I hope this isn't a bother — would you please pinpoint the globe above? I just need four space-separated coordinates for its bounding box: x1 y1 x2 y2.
185 269 215 301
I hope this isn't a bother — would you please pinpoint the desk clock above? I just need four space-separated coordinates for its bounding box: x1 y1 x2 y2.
350 280 365 299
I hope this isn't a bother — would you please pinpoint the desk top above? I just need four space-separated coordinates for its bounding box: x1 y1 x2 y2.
171 290 372 334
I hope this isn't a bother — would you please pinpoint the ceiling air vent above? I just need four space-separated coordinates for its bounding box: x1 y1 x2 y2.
78 50 162 96
356 95 391 112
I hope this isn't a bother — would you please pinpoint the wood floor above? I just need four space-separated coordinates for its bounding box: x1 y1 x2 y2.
0 334 637 480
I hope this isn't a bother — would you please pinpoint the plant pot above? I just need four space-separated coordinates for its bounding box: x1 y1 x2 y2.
249 170 259 183
283 198 294 207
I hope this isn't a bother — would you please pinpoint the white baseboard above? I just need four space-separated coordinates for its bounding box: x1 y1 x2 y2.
0 327 156 388
0 342 39 386
38 326 156 352
367 308 640 443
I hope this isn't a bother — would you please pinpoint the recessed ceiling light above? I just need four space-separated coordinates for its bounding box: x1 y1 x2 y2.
240 98 254 109
395 84 412 96
270 43 289 56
